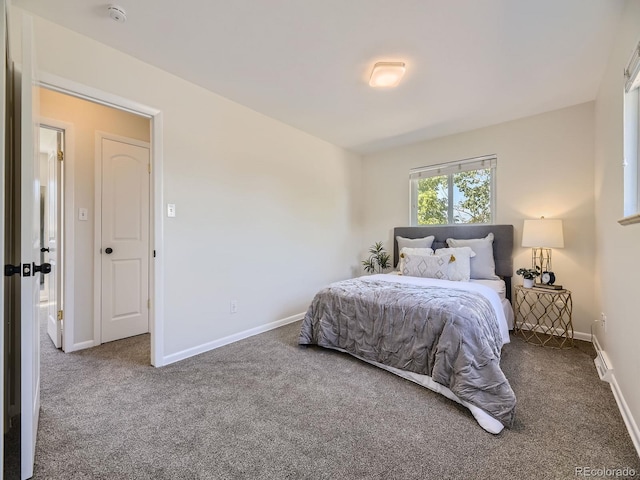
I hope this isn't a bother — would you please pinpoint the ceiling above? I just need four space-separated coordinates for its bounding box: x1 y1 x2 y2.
14 0 625 154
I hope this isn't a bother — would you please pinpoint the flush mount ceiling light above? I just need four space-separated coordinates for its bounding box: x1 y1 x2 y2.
369 62 406 88
107 5 127 23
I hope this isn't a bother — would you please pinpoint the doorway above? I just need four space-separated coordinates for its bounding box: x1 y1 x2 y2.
38 125 64 349
38 87 154 354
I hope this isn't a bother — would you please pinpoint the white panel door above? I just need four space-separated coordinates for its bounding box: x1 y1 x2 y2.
101 138 150 343
44 128 62 348
20 15 42 480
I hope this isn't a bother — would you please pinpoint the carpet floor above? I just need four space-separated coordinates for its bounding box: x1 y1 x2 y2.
16 321 640 479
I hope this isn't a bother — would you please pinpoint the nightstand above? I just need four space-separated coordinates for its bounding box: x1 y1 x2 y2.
513 285 573 348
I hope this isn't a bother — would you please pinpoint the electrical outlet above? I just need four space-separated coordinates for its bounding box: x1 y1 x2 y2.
230 300 238 314
600 312 607 332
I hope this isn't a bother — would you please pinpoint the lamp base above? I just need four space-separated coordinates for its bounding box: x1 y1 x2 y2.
532 247 552 273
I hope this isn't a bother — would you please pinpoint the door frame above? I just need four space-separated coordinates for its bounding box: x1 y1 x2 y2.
38 71 165 367
1 0 6 468
94 132 151 346
39 118 73 352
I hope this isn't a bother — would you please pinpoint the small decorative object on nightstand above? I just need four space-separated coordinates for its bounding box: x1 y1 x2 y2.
516 267 540 288
513 285 573 348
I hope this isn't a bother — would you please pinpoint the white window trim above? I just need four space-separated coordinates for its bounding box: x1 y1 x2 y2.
409 154 497 226
620 41 640 226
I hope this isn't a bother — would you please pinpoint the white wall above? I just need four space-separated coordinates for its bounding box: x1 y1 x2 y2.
593 0 640 453
361 102 597 336
15 10 362 360
39 88 151 346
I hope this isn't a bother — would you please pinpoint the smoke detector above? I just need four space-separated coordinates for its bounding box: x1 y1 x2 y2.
107 5 127 23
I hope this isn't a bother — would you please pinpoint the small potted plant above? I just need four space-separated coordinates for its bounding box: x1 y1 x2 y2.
362 241 391 274
516 266 540 288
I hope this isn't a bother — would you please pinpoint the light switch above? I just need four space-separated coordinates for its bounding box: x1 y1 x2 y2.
167 204 176 217
79 208 88 221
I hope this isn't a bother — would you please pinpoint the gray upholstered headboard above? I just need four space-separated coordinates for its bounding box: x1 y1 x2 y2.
393 224 514 301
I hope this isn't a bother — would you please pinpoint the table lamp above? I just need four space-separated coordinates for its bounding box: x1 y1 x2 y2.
521 217 564 274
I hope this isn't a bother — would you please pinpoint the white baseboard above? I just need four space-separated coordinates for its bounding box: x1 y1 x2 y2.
573 331 591 342
162 312 305 366
518 321 591 342
609 372 640 458
66 340 96 353
592 335 640 459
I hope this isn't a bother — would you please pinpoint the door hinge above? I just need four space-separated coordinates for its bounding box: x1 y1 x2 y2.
57 310 63 321
147 299 150 309
57 150 64 161
148 163 151 174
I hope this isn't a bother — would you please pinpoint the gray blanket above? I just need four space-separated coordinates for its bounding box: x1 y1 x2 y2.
299 277 516 428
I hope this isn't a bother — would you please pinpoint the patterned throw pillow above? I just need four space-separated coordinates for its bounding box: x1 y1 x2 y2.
397 247 434 272
402 253 452 279
434 247 475 282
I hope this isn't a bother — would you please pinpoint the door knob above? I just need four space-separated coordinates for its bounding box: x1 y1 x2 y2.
40 247 50 252
33 262 52 275
105 247 113 254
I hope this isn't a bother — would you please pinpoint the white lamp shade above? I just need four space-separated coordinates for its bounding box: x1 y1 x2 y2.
522 218 564 248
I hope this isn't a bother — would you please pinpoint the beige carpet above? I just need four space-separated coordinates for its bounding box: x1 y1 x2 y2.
8 321 640 479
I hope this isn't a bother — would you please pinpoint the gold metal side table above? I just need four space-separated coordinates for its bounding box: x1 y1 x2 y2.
513 286 573 348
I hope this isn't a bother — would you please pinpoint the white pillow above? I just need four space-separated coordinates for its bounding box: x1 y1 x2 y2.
397 247 434 272
435 247 475 282
396 235 435 252
446 233 499 280
402 253 450 279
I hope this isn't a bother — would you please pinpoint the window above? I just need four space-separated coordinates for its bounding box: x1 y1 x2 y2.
409 155 496 226
623 42 640 224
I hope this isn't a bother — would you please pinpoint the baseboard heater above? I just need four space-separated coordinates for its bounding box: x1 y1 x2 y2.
593 337 613 383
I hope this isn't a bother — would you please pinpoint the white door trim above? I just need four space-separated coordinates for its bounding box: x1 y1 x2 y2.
94 132 151 346
0 0 6 470
0 0 7 467
39 117 76 353
38 71 165 367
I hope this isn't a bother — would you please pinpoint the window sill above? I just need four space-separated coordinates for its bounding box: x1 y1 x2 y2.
618 213 640 226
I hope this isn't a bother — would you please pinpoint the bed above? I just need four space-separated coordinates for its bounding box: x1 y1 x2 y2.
298 224 516 434
394 225 515 331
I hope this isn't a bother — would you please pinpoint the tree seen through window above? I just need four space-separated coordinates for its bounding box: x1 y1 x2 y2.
413 163 493 225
